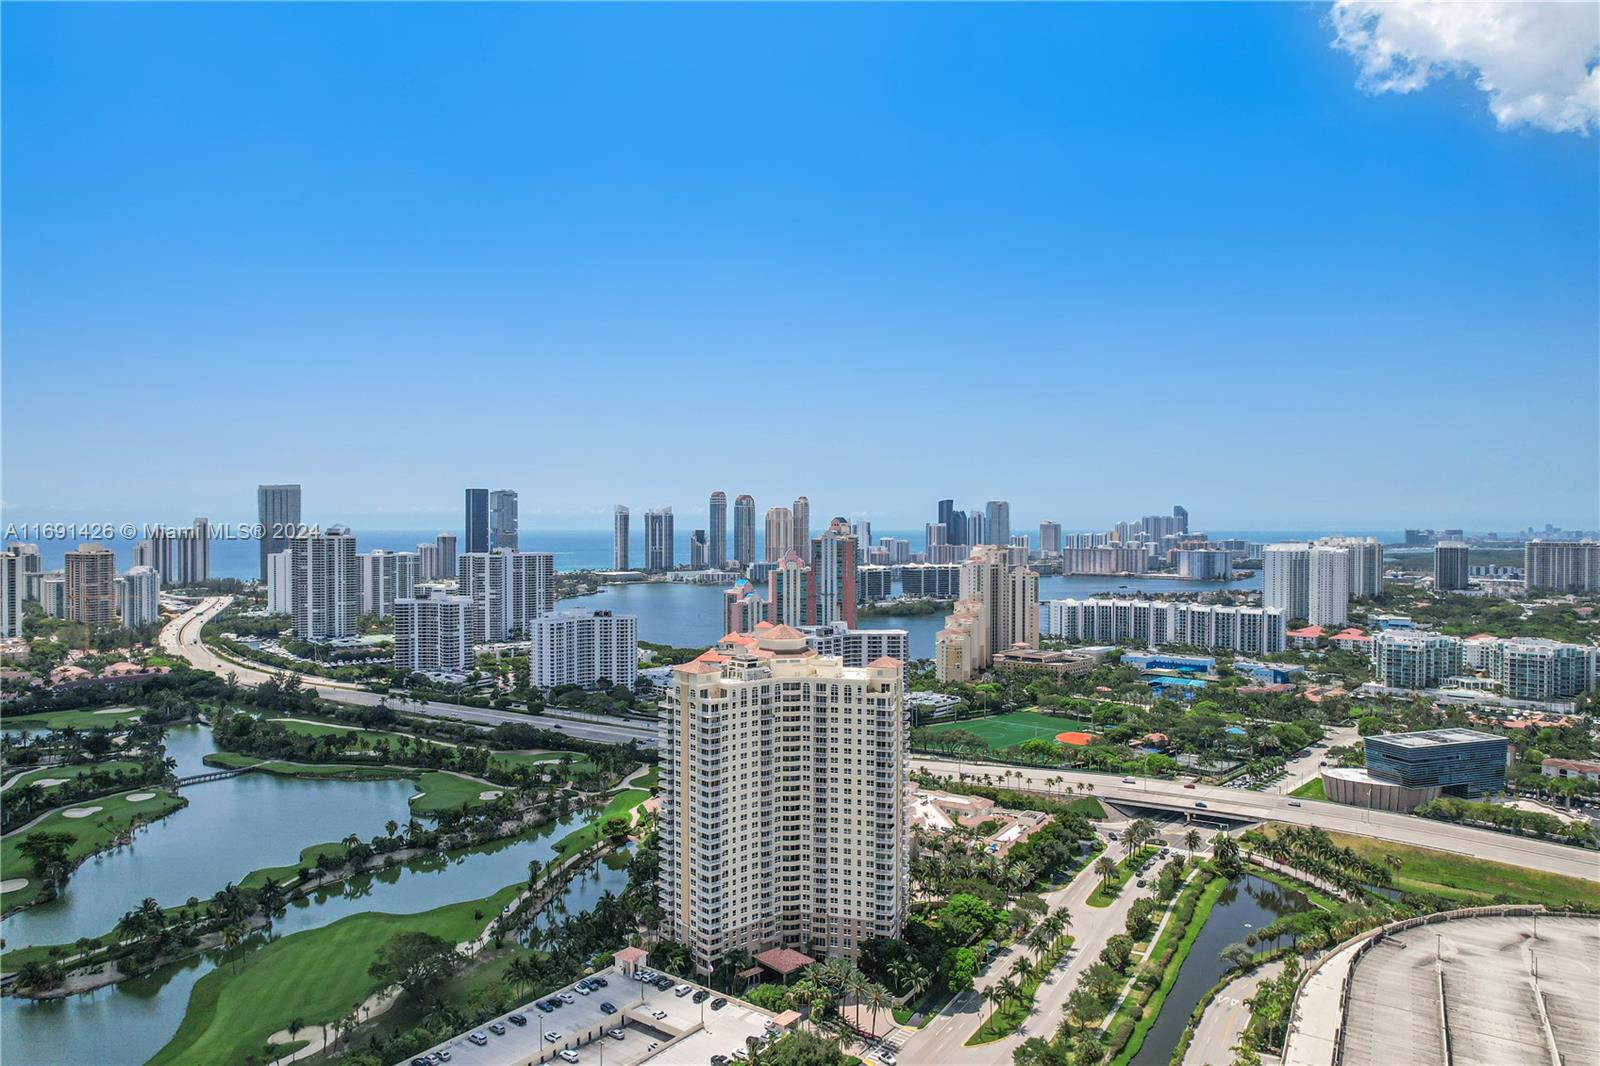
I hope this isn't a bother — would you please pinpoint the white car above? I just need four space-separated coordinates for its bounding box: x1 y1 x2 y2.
607 1028 626 1041
468 1032 489 1047
574 986 591 996
559 1051 580 1064
558 993 575 1004
674 984 692 997
544 1031 560 1043
650 1009 668 1020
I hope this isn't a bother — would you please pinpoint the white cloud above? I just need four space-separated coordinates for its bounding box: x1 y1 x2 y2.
1330 1 1600 134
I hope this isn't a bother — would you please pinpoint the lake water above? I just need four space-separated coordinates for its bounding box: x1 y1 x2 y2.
1 797 619 1066
1128 872 1311 1066
561 571 1261 658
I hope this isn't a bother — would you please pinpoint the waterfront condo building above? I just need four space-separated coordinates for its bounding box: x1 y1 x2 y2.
116 565 161 629
613 505 631 571
256 483 302 582
645 507 675 572
289 527 360 641
456 549 555 641
489 489 519 549
689 529 710 569
935 545 1040 682
810 518 859 627
434 532 458 580
526 608 638 689
266 550 292 615
791 496 810 554
985 500 1011 546
393 585 476 676
1370 630 1463 689
1524 540 1600 593
656 625 909 975
1041 598 1286 655
764 507 793 562
733 494 756 568
465 488 490 553
64 543 118 625
1308 545 1350 627
1263 543 1312 621
708 491 728 569
359 549 420 619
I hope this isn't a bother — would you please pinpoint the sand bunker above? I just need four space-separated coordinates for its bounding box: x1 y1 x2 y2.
126 792 157 802
479 790 504 801
31 778 68 788
62 806 103 819
0 879 28 893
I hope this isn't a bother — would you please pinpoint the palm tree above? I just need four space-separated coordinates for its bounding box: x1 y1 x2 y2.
1009 955 1031 984
864 982 892 1038
1095 855 1116 891
981 984 1006 1027
1184 828 1202 857
221 922 244 974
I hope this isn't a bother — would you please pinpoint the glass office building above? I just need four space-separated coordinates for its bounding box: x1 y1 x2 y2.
1365 728 1507 798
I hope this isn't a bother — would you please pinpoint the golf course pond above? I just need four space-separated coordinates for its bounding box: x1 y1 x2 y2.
1 724 634 1066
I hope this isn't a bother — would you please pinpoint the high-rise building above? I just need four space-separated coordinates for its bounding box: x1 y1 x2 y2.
1173 505 1189 534
39 573 66 619
1043 599 1286 655
798 621 910 670
689 529 710 569
7 544 42 602
937 499 963 547
1 551 25 637
267 551 292 614
733 495 756 568
810 518 859 627
1174 548 1234 580
174 518 211 586
613 506 631 571
135 533 171 584
965 510 986 547
1315 536 1384 599
791 496 810 554
465 488 490 554
722 579 766 635
359 549 419 619
1371 631 1463 688
900 562 962 598
1309 546 1350 627
935 545 1038 681
657 629 908 974
925 522 947 551
1263 543 1312 621
985 501 1011 546
645 507 675 573
1524 540 1600 593
457 550 555 642
117 566 161 629
289 527 360 641
1434 542 1470 591
1039 521 1063 555
857 564 894 602
766 549 812 627
1481 637 1597 700
416 541 442 582
394 585 476 676
489 489 519 550
64 543 117 625
708 491 728 569
526 609 638 689
434 533 458 580
257 484 302 582
763 507 793 562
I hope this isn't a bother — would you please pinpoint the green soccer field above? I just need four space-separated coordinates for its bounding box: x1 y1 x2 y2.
924 709 1094 750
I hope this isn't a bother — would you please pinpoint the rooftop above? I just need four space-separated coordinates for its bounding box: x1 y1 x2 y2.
1368 727 1506 750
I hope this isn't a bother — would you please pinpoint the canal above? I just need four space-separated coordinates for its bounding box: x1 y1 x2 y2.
1128 872 1311 1066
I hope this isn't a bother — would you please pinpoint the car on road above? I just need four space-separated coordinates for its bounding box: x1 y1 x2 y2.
1287 799 1302 807
1183 782 1196 789
489 1022 507 1035
880 1052 897 1065
559 1051 580 1064
468 1033 489 1047
1122 777 1136 784
508 1013 528 1026
1194 801 1208 808
1107 831 1118 840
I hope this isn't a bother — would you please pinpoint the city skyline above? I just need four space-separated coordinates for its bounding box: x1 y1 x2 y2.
3 3 1595 530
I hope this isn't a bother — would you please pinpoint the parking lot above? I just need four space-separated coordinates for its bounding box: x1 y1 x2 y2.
403 963 786 1066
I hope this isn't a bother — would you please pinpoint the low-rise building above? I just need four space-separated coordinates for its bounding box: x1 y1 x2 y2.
1541 757 1600 784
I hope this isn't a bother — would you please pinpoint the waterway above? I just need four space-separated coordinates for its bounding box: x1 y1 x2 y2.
1128 872 1311 1066
562 571 1262 659
1 798 618 1065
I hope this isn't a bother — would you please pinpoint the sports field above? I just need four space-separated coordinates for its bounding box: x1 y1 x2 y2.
925 709 1095 750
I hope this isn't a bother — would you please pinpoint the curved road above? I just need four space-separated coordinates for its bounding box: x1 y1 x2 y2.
911 757 1600 883
160 597 657 748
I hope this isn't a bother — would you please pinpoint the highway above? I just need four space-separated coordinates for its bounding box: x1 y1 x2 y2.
911 757 1600 883
159 597 658 748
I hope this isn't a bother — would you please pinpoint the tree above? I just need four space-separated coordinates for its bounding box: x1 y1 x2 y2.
748 983 791 1013
1213 833 1243 877
763 1030 848 1066
17 830 77 882
1094 855 1116 890
368 932 462 1004
1184 828 1202 857
1221 942 1256 971
944 947 979 993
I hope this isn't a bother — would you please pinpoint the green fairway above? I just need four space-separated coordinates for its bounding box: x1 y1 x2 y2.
265 719 594 776
550 788 650 857
2 788 186 909
4 760 146 793
148 884 522 1066
925 709 1096 750
1 706 146 731
1323 830 1600 909
201 752 414 781
409 770 501 814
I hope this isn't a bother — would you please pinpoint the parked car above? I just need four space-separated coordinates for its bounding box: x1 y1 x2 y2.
607 1028 626 1041
544 1031 561 1043
508 1013 528 1026
1287 799 1302 807
436 1052 451 1062
592 976 609 987
651 1009 668 1020
693 990 710 1003
575 986 591 996
711 998 727 1010
468 1033 489 1047
558 993 576 1004
655 976 673 989
559 1051 580 1064
675 984 693 997
601 1002 618 1015
489 1022 507 1036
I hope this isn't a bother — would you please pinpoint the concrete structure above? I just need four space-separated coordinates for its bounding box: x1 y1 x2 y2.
857 564 893 602
991 646 1096 679
0 550 23 638
359 549 419 619
393 586 475 676
1063 544 1149 576
464 487 489 553
489 488 519 549
765 549 811 627
1264 542 1312 620
1524 538 1600 593
937 498 964 547
64 543 117 625
289 526 360 641
900 562 961 599
116 565 161 629
798 620 909 668
1365 727 1507 799
1309 544 1350 627
39 572 66 619
721 579 765 634
526 609 638 689
256 483 302 582
1319 766 1442 813
809 518 858 627
1042 598 1287 655
644 507 674 573
1482 637 1597 700
1039 520 1062 555
790 495 809 554
1174 548 1233 580
1371 630 1463 688
172 517 212 586
733 494 756 568
1434 541 1471 591
457 549 555 642
266 550 292 615
612 505 630 571
763 506 792 562
935 545 1039 682
708 490 728 569
657 627 908 974
433 532 457 580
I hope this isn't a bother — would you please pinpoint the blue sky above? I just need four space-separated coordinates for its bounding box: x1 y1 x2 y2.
3 3 1595 534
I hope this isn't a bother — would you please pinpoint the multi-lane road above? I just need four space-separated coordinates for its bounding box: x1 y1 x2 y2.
159 597 658 747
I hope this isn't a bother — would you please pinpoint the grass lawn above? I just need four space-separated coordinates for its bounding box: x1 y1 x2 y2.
550 789 650 857
1068 796 1107 819
634 766 660 790
1 706 146 731
1 788 186 910
925 710 1096 750
1322 829 1600 909
148 883 522 1066
410 771 500 814
201 752 414 782
4 759 146 792
1288 778 1326 801
489 750 595 775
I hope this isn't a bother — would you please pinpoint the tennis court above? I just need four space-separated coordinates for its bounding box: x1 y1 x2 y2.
924 709 1096 750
